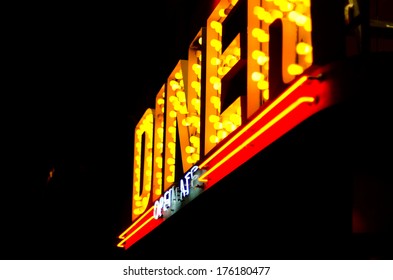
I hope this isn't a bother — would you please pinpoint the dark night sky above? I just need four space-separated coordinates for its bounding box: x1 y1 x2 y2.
3 0 215 259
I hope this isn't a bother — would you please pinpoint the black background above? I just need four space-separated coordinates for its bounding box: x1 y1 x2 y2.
2 0 393 260
3 0 215 259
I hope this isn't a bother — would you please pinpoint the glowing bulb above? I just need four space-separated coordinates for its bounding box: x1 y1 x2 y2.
213 82 221 90
211 57 221 66
187 156 194 164
185 146 196 154
227 57 237 67
218 9 227 18
190 136 199 144
258 33 269 43
288 64 304 75
209 76 220 85
253 6 265 17
257 80 269 90
168 142 175 149
229 114 241 126
257 55 269 65
214 122 223 130
175 72 183 80
224 121 236 132
217 130 228 139
191 81 200 89
209 135 219 144
263 89 269 101
287 11 298 22
304 18 312 32
176 90 186 102
192 65 201 77
191 153 199 161
166 176 174 183
210 21 222 34
167 158 175 165
210 39 222 51
271 9 283 19
209 115 220 123
157 98 165 105
182 119 190 127
155 156 163 164
252 50 265 60
251 72 264 82
296 42 312 55
280 2 294 12
295 14 308 26
252 28 264 39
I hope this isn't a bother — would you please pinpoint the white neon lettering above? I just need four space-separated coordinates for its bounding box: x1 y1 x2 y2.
184 172 191 184
190 165 198 179
153 197 164 219
163 188 172 212
180 179 189 200
152 166 201 219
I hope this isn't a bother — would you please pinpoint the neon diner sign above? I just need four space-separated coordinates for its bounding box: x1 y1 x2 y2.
117 0 338 250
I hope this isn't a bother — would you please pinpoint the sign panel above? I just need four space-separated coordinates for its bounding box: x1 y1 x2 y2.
117 0 340 250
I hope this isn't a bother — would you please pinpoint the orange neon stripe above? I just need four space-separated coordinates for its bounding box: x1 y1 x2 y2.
118 206 154 239
117 215 155 248
198 96 315 182
198 76 308 169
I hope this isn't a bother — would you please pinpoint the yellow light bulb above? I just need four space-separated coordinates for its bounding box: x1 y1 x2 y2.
209 135 219 144
211 57 221 66
167 158 175 165
217 130 228 139
251 71 264 82
214 122 223 130
257 80 269 90
263 89 269 101
185 146 196 154
296 42 312 55
175 72 183 80
187 156 194 164
166 176 174 183
209 115 220 123
288 64 304 75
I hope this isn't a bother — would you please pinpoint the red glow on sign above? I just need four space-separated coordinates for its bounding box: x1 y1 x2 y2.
117 207 163 250
198 72 336 189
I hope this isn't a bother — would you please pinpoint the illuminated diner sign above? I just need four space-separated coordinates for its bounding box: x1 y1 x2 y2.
117 0 340 250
